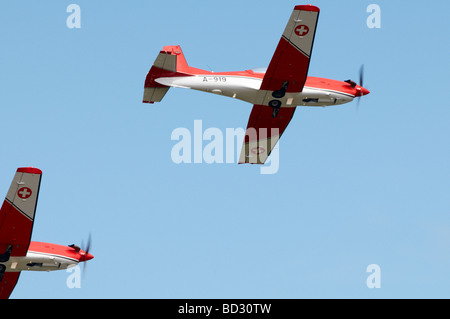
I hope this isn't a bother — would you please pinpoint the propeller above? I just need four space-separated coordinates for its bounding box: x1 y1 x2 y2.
343 65 367 111
359 64 364 88
356 64 369 112
344 65 368 112
356 64 365 110
80 233 92 279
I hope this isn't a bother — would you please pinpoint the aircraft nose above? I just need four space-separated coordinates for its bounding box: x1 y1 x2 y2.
79 251 94 262
355 86 370 97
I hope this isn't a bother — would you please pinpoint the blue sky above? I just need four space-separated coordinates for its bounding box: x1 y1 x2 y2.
0 0 449 298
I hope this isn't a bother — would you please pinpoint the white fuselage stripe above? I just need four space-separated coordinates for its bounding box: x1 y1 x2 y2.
27 250 78 263
156 74 355 107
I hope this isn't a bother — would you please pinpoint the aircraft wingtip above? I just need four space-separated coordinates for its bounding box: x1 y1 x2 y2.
17 167 43 175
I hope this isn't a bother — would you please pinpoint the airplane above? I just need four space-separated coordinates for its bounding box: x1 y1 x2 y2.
0 167 93 299
142 4 370 164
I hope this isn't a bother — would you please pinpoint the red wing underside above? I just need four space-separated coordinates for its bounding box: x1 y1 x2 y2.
0 168 42 257
239 5 319 164
0 272 20 299
261 5 319 93
0 168 42 299
239 105 296 164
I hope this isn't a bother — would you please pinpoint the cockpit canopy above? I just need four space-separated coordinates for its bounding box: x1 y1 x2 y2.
250 67 267 74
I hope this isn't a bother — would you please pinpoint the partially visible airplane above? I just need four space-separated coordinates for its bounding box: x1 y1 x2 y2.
0 167 93 299
143 4 370 164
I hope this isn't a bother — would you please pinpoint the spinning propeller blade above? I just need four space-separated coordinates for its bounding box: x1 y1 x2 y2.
356 64 366 111
359 64 364 88
81 233 93 279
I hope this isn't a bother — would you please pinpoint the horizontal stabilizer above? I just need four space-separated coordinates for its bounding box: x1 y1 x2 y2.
143 45 192 103
143 87 170 104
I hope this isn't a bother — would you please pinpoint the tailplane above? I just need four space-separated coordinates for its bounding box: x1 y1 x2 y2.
143 45 191 104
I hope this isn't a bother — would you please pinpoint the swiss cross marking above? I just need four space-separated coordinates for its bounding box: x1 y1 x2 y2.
17 187 32 199
251 147 266 155
294 24 309 36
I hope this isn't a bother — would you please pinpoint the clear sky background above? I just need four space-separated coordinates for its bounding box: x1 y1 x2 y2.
0 0 449 298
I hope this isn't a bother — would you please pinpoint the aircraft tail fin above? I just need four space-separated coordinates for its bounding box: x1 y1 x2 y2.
143 45 191 104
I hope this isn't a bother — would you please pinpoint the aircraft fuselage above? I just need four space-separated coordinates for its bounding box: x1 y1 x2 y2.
155 70 369 108
0 242 93 273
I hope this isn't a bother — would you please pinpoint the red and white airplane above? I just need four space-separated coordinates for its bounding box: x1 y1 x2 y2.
0 167 93 299
143 4 370 164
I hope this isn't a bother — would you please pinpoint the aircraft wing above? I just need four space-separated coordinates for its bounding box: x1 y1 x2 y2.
260 4 320 94
0 273 20 299
238 105 296 164
239 5 319 164
0 167 42 298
